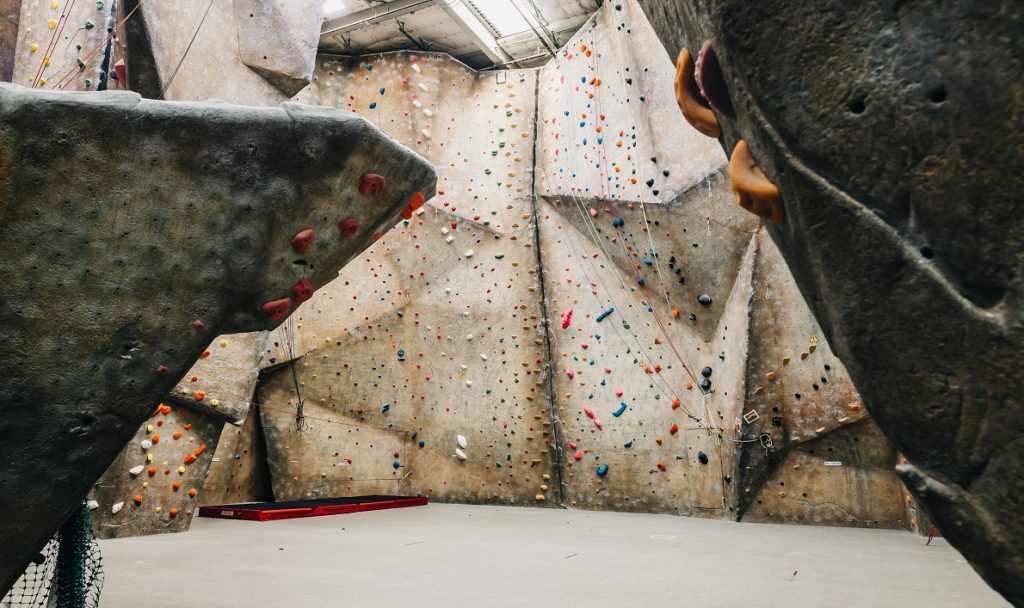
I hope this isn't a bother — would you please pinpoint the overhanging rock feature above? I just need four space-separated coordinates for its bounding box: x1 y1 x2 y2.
235 0 324 97
640 2 1024 605
0 83 435 595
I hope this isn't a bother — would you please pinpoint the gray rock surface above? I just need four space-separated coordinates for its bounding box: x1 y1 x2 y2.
640 1 1024 604
0 83 435 595
234 0 323 97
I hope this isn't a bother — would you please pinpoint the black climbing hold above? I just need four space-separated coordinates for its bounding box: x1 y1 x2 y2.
698 451 709 464
718 352 725 361
697 294 712 305
701 366 712 378
723 475 731 483
645 178 655 187
700 378 712 391
662 170 670 177
688 313 696 321
652 189 660 195
651 156 658 163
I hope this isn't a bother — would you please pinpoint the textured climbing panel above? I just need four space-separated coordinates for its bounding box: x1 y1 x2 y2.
640 0 1024 604
0 83 435 595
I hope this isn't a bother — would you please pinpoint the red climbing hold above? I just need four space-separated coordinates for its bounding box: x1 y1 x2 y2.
261 298 291 321
292 278 314 304
359 173 386 196
155 365 171 375
291 229 314 254
339 218 359 237
402 191 426 219
113 58 126 85
192 319 205 331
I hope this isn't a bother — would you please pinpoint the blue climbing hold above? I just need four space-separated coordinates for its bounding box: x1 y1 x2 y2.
596 463 609 476
612 402 627 417
624 439 634 448
418 440 425 448
392 460 401 469
596 307 615 322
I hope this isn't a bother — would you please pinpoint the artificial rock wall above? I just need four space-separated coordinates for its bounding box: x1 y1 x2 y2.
248 0 907 527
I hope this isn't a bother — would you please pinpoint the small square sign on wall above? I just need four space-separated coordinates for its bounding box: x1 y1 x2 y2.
496 71 507 84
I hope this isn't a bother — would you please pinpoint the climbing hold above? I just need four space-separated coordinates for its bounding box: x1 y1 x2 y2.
669 423 679 435
596 307 615 322
128 465 144 476
262 298 291 321
612 402 627 417
700 378 712 391
292 278 314 304
339 217 360 237
457 434 468 449
392 461 400 469
192 319 206 331
596 463 609 477
455 448 468 460
624 439 634 448
694 41 735 117
698 451 709 464
359 173 386 196
291 229 314 254
574 450 583 460
674 47 720 138
729 140 784 223
656 460 667 472
697 294 712 305
701 366 712 378
112 502 124 514
155 365 171 375
561 308 573 329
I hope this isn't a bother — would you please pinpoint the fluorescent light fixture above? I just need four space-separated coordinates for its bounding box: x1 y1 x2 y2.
470 0 540 38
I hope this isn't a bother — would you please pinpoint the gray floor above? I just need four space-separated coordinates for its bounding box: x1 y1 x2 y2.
98 503 1009 608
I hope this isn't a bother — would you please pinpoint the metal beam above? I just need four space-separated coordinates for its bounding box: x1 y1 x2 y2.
433 0 512 65
321 0 433 37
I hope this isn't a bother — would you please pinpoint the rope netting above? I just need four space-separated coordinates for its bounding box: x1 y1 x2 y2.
1 503 103 608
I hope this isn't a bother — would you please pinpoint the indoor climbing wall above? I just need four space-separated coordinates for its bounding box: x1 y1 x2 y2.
255 52 559 505
89 404 220 538
12 0 115 90
533 0 905 524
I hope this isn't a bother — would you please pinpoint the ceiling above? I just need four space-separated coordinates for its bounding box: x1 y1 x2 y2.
320 0 603 70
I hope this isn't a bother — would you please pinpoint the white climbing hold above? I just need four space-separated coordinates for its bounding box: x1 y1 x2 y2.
112 501 124 514
480 353 488 361
457 434 468 449
445 235 454 244
466 334 474 340
455 448 467 460
128 465 144 476
464 249 474 258
441 227 449 235
87 500 99 510
140 440 152 450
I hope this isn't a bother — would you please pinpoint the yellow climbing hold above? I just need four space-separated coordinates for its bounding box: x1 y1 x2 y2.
47 19 57 29
30 43 38 52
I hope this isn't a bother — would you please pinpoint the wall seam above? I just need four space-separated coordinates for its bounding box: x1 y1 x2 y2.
527 69 566 506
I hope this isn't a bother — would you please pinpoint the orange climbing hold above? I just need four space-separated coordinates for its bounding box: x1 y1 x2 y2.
172 432 183 440
188 488 197 498
669 423 679 435
184 454 197 465
169 508 179 517
672 398 681 410
151 435 160 444
133 495 143 505
656 461 667 472
147 466 156 477
172 481 181 490
194 391 205 401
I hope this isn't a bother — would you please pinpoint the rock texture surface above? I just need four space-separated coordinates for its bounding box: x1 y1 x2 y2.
0 0 18 82
234 0 324 97
640 1 1024 604
0 83 435 595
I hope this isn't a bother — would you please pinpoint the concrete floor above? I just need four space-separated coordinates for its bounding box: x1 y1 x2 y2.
98 503 1009 608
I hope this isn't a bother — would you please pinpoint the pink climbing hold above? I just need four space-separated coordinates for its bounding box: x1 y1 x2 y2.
567 368 575 379
584 406 595 419
155 365 171 375
291 229 314 254
261 298 291 321
359 173 386 196
614 388 623 397
191 319 205 332
589 207 597 217
593 418 603 430
574 450 583 460
339 218 359 237
561 308 573 329
291 278 313 304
